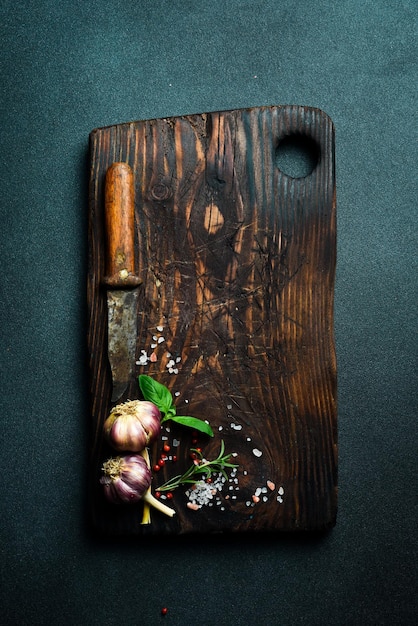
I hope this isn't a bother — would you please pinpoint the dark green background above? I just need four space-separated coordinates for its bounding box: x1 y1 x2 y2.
1 1 416 624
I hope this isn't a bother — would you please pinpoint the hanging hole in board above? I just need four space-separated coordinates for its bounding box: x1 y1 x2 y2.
275 134 320 178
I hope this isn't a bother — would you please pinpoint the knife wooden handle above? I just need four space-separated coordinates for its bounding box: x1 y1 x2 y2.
103 162 141 288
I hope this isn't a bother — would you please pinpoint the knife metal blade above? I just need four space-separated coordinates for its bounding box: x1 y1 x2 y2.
103 162 141 403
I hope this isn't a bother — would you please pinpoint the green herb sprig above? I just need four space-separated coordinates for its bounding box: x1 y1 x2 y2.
138 375 214 437
157 441 238 492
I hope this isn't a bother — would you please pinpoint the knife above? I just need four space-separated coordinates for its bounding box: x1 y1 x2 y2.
103 162 141 403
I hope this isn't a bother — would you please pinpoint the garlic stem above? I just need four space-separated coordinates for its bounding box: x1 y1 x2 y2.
139 448 175 521
141 502 151 525
143 492 176 517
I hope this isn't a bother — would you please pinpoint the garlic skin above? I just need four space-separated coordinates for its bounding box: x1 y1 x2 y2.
103 400 161 452
100 455 175 517
100 455 151 504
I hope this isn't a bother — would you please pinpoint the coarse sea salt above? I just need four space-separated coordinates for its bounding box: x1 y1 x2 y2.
252 448 263 457
156 325 164 332
136 354 148 365
186 474 226 507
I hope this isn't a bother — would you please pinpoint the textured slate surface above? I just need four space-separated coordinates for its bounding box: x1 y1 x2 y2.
1 1 416 624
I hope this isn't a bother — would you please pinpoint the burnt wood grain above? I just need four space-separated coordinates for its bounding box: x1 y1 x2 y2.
87 105 337 536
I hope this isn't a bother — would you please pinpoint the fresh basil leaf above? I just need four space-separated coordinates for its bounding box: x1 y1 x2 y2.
170 416 214 437
138 375 174 415
161 405 177 422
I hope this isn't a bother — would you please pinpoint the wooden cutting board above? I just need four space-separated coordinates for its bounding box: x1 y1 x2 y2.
87 105 337 536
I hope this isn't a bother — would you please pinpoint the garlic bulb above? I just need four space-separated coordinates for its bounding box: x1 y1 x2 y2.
100 455 175 517
103 400 161 452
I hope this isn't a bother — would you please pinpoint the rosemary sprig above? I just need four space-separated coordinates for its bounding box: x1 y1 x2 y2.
157 441 238 493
